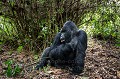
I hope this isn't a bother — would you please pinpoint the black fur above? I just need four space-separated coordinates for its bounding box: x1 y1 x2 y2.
36 21 87 74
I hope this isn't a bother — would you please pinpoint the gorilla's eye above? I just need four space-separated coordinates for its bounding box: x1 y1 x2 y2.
61 27 67 33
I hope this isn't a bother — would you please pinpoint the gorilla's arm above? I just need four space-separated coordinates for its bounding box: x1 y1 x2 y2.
51 32 61 48
36 47 50 69
72 30 87 74
78 30 87 51
49 43 73 59
36 33 62 69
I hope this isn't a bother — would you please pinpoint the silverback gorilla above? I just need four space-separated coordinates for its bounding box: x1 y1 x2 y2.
36 21 87 74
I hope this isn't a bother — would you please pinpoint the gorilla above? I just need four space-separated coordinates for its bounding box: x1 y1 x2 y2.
36 21 87 74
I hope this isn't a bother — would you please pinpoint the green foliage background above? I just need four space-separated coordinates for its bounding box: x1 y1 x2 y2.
0 0 120 52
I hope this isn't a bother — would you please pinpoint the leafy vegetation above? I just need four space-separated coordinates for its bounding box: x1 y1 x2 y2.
0 0 119 52
17 46 23 53
4 60 21 77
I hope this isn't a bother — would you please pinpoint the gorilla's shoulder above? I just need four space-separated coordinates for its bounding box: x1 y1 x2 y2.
76 30 87 36
78 30 86 33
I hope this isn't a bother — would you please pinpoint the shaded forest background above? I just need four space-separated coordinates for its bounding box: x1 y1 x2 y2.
0 0 120 52
0 0 120 78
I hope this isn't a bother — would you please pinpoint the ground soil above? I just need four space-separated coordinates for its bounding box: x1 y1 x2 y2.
0 38 120 79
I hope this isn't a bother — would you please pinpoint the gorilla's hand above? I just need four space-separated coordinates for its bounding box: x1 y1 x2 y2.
69 37 78 50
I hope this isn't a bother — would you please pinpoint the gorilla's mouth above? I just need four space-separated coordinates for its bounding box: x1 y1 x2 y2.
61 39 65 42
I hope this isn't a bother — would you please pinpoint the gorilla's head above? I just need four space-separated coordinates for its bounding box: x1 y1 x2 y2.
60 21 78 43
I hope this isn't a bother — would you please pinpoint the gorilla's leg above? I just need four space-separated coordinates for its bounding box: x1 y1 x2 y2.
36 47 50 70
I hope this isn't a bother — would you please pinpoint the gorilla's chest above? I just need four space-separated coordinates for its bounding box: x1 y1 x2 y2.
67 52 76 59
61 50 76 61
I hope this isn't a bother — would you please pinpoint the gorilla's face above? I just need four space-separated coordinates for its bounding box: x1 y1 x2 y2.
60 27 72 43
60 21 78 43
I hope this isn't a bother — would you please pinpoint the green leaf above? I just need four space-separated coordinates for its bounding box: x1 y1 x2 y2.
6 65 12 77
0 42 3 45
115 43 120 47
13 65 21 76
34 55 39 60
5 60 13 66
17 46 23 53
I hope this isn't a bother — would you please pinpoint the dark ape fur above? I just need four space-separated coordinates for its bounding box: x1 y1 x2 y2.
36 21 87 74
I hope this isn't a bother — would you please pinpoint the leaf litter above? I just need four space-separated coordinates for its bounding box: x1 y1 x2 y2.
0 38 120 79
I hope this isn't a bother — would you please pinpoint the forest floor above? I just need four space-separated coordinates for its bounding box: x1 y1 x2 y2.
0 38 120 79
